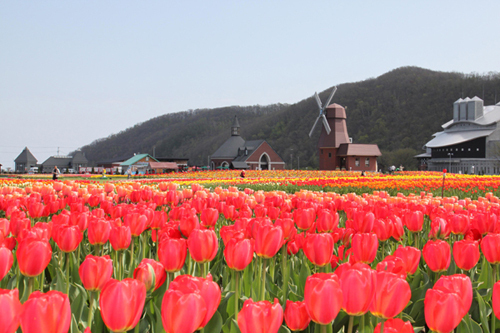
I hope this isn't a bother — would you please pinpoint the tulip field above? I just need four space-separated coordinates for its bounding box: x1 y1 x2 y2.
2 171 500 332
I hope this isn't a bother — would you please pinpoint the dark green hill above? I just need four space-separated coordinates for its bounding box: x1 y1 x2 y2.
79 67 500 170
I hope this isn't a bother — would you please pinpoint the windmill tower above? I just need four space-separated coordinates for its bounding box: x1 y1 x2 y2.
309 87 350 170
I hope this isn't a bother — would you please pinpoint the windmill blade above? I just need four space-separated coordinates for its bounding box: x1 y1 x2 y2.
324 86 337 109
314 92 323 111
309 116 321 137
321 114 332 135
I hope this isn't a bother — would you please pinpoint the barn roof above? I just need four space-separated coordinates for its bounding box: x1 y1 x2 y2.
149 162 178 170
121 154 158 166
15 147 37 164
211 136 246 159
337 144 382 156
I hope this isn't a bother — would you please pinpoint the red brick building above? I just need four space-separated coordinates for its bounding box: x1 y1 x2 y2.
318 103 381 171
210 116 285 170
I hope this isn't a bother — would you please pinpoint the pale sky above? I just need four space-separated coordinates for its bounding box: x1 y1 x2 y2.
1 1 499 169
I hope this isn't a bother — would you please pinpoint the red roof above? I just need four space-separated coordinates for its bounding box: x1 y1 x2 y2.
148 162 178 169
337 143 382 156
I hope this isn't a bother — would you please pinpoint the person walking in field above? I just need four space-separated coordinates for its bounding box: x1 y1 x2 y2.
52 166 60 180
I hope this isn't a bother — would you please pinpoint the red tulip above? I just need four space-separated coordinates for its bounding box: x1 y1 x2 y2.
433 274 472 318
481 233 500 264
304 273 343 324
109 225 131 251
0 288 22 333
453 240 480 271
88 218 111 245
284 300 311 331
275 218 296 241
405 210 424 232
373 218 394 241
169 274 221 328
238 298 284 333
55 225 82 253
124 213 148 237
188 228 218 264
0 247 13 281
393 246 421 275
450 214 469 235
352 210 374 233
133 258 166 292
17 238 52 277
376 255 407 279
100 278 146 333
493 281 500 320
179 213 200 237
293 208 315 231
425 288 463 333
254 224 283 258
338 263 375 315
224 238 254 271
78 255 114 291
303 233 334 267
370 271 411 319
423 240 451 272
20 290 71 333
374 318 413 333
351 233 378 264
158 238 187 272
200 208 219 228
316 209 339 233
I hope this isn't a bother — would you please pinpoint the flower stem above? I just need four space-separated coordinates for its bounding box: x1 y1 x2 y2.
493 264 497 333
87 291 96 330
27 276 35 298
260 258 267 301
321 324 327 333
380 319 385 333
281 245 289 304
65 253 71 295
347 316 354 333
234 270 240 321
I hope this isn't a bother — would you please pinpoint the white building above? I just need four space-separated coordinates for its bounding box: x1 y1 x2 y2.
419 97 500 175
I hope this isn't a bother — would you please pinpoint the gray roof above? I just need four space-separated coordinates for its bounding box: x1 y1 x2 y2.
71 150 88 164
233 140 265 162
442 104 500 129
425 129 494 148
231 161 249 169
211 136 246 159
41 156 72 168
15 147 37 164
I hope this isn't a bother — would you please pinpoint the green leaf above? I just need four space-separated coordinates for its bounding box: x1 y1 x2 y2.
205 311 223 333
230 318 242 333
476 290 491 333
243 261 253 296
456 317 471 333
278 325 291 333
298 261 311 297
477 257 493 290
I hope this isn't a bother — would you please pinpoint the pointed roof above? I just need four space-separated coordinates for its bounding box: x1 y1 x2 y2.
120 154 158 166
232 115 240 129
15 147 37 164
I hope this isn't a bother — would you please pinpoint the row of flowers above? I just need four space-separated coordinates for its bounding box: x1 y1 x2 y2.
1 176 500 332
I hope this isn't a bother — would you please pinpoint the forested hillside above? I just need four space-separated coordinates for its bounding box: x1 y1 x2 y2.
79 67 500 170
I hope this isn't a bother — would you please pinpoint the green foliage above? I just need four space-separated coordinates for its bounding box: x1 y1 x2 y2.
78 67 500 168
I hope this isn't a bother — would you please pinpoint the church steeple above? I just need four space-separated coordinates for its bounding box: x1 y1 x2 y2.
231 115 240 136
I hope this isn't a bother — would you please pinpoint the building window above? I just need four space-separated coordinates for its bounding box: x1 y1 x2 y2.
355 158 360 167
328 153 332 158
365 158 370 167
146 157 149 161
477 148 480 151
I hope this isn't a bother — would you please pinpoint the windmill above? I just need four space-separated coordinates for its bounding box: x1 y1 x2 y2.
308 86 337 137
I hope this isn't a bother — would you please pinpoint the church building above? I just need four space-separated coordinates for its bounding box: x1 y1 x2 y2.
209 116 285 170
